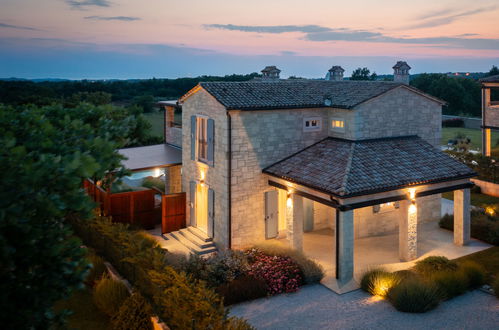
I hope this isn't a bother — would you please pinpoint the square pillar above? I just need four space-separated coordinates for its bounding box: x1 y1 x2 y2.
483 128 491 157
454 188 471 246
286 194 303 251
336 210 354 283
399 199 418 261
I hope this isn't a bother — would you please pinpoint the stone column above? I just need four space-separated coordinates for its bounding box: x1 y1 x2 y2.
286 194 304 251
337 210 354 283
483 128 491 157
454 188 471 246
399 199 418 261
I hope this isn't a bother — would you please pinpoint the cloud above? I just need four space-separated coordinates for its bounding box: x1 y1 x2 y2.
84 16 141 21
65 0 111 9
408 6 497 29
281 51 297 56
0 22 40 31
204 24 331 34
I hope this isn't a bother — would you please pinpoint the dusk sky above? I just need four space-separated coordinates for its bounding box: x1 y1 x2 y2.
1 0 498 79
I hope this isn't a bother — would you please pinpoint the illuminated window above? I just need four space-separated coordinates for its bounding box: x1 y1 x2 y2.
331 118 345 132
373 202 400 214
303 117 322 132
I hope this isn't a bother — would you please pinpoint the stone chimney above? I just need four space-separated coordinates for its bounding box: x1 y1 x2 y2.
325 65 345 81
393 61 411 84
261 66 281 80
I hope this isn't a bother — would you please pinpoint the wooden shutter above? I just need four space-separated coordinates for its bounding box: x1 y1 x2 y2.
189 181 196 226
208 188 215 238
207 118 215 166
190 115 196 160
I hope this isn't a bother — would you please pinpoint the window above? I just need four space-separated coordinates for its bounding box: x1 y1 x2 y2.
197 117 208 162
373 202 400 214
303 117 322 132
331 118 345 132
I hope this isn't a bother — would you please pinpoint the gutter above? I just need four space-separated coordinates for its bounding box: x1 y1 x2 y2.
227 112 232 249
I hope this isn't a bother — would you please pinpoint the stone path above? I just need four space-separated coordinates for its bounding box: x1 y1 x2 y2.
230 284 499 329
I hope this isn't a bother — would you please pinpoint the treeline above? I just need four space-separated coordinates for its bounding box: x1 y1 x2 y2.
0 73 260 109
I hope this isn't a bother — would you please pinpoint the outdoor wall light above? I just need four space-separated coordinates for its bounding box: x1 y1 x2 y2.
200 170 205 184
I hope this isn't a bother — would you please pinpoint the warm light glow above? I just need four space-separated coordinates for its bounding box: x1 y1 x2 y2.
409 203 417 214
372 277 399 297
287 193 292 207
332 120 344 128
408 188 416 201
200 170 205 183
486 206 496 216
153 168 161 177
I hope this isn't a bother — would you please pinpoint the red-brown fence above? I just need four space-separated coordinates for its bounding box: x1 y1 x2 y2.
84 179 185 233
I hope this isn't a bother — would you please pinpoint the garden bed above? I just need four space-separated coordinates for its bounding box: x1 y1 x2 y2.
439 210 499 246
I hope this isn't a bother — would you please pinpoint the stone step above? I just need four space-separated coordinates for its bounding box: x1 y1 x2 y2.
166 231 217 255
187 226 213 242
178 228 214 249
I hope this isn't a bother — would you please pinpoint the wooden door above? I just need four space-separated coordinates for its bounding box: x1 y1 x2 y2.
265 190 278 239
162 192 186 234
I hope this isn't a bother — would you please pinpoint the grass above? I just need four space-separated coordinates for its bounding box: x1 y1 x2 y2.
143 111 164 138
53 288 110 330
441 191 499 207
441 127 499 156
453 246 499 284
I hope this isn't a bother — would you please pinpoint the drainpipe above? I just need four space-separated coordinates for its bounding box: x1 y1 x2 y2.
227 112 232 249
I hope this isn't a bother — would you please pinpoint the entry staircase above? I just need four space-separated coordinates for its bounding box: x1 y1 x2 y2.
163 226 217 255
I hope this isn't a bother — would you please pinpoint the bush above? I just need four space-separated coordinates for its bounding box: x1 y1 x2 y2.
216 275 268 306
93 275 130 316
360 269 401 297
439 212 499 245
413 256 458 277
458 261 486 289
252 242 324 283
442 118 464 127
85 253 107 286
429 271 468 300
471 185 482 194
112 292 153 330
493 275 499 299
246 248 303 295
387 279 440 313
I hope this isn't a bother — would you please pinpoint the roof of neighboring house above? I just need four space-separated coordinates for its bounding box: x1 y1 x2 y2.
393 61 411 70
261 65 281 73
263 136 476 198
479 74 499 83
118 144 182 171
194 80 444 110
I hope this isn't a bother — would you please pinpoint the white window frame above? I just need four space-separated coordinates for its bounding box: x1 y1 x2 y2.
303 117 322 132
331 117 345 132
196 116 208 163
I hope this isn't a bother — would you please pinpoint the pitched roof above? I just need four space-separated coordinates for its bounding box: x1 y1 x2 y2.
479 74 499 83
263 136 476 198
393 61 411 70
261 66 281 74
197 80 443 110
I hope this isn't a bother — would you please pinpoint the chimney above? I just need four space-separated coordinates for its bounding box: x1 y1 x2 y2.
261 65 281 80
393 61 411 84
326 65 345 81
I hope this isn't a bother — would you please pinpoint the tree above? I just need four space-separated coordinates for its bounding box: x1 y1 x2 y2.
350 67 377 81
487 65 499 77
0 103 148 328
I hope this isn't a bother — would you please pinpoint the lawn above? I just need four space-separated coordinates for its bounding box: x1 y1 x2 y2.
454 246 499 284
53 288 110 330
441 127 499 155
143 111 164 138
442 191 499 206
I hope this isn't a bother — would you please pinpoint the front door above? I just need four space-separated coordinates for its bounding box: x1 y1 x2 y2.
196 183 208 234
265 190 278 238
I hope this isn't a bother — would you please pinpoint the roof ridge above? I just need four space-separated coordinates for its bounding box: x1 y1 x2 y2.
338 142 356 196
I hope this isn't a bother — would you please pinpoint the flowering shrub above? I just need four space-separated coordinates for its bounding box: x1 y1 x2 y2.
245 248 303 295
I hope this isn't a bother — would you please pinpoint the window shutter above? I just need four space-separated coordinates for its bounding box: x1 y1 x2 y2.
190 116 196 160
208 188 215 238
189 181 196 226
207 118 215 166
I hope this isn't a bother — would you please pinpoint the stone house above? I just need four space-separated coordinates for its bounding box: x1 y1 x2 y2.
162 63 476 291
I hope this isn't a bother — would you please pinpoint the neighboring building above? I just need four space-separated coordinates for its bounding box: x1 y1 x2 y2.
480 75 499 156
162 63 476 292
392 61 411 84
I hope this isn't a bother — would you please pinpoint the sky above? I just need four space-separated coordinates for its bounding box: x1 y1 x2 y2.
0 0 498 79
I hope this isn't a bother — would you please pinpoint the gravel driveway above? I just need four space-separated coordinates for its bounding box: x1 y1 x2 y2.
230 285 499 330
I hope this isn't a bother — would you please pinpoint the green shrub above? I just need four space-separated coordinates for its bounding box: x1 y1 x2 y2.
252 242 324 283
413 256 458 277
492 275 499 299
142 176 165 193
225 317 256 330
85 253 107 286
439 211 499 245
387 279 440 313
360 269 401 297
216 275 268 306
112 292 153 330
458 261 486 289
93 275 130 316
430 271 468 300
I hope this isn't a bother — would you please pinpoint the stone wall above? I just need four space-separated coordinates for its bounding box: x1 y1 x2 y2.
313 202 335 230
354 87 442 147
167 165 182 194
164 106 182 147
181 89 230 249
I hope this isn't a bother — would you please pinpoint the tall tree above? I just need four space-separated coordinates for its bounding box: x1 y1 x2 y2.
350 67 377 81
0 104 146 328
487 65 499 77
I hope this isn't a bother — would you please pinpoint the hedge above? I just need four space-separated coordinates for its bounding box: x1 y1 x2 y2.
439 211 499 245
445 150 499 183
69 215 252 329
